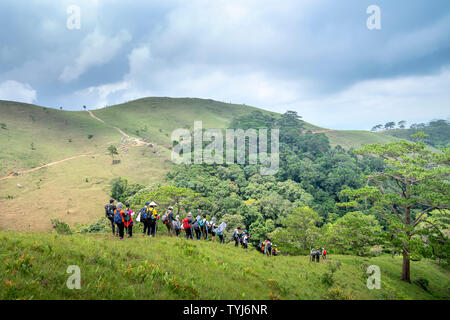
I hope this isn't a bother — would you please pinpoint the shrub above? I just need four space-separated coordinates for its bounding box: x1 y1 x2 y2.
51 218 72 235
324 287 352 300
88 134 94 139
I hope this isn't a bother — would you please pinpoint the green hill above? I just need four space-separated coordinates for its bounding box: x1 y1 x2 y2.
0 97 411 231
1 231 448 300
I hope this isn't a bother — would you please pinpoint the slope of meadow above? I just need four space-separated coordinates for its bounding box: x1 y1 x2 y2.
0 231 448 300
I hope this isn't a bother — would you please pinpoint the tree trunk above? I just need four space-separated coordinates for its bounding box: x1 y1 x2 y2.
401 250 411 283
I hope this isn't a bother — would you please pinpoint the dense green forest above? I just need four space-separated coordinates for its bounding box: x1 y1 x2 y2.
107 111 450 282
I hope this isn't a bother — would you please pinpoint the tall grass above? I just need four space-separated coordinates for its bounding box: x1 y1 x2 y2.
0 231 448 300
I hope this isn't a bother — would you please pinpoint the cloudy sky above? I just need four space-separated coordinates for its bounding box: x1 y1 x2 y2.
0 0 449 129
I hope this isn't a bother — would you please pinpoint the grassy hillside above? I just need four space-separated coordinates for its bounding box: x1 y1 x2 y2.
0 231 448 300
0 97 412 232
324 130 400 149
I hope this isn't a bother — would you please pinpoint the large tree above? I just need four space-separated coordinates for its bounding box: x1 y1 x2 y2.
340 133 450 282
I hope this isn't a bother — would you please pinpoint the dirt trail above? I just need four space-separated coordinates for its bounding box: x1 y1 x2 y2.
302 129 334 134
0 154 92 181
0 111 158 182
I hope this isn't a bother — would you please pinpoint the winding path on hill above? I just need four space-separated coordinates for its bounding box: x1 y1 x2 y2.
0 154 92 181
0 111 157 182
87 110 149 148
302 129 334 134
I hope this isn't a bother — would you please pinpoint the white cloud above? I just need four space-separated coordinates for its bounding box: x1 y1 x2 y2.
59 29 132 83
0 80 37 103
285 68 450 129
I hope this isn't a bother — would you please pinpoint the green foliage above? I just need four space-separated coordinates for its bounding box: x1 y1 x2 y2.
385 120 450 148
110 177 144 204
327 211 382 256
269 207 322 254
339 139 450 281
50 219 72 235
87 134 94 139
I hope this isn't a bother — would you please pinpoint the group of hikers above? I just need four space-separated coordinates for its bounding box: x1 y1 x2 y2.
310 248 327 262
104 200 260 250
257 239 279 256
104 200 329 260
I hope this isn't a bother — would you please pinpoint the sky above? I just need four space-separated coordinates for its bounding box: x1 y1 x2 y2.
0 0 449 130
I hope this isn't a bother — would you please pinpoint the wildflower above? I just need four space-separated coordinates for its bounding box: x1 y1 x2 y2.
5 280 12 286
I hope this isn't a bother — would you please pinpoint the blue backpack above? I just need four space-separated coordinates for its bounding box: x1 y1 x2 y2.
113 209 123 224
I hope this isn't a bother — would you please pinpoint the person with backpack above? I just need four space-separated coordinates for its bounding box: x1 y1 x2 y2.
231 227 242 247
113 202 125 240
193 215 202 240
272 245 278 256
162 206 174 236
200 214 209 240
322 248 327 260
259 241 265 253
264 239 272 256
139 202 151 236
173 215 181 237
123 203 134 238
183 213 194 239
104 199 116 236
241 232 249 249
214 221 226 244
208 217 217 242
147 201 159 237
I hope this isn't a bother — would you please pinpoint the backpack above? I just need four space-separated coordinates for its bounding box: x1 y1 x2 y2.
123 209 131 223
161 214 168 223
113 209 123 224
183 218 190 229
105 204 115 219
148 208 157 221
193 220 200 230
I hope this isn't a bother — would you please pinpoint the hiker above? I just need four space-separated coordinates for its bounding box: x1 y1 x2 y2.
240 229 248 247
162 206 174 236
183 213 194 239
232 227 242 247
200 214 209 240
241 232 249 249
310 248 320 262
322 248 327 260
105 199 116 236
193 215 202 240
214 221 226 244
147 201 159 237
259 241 265 253
208 217 217 242
272 245 278 256
113 202 125 240
173 215 181 237
123 203 134 238
139 202 151 236
264 239 272 256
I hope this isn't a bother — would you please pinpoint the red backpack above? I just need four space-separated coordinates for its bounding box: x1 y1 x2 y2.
183 218 190 229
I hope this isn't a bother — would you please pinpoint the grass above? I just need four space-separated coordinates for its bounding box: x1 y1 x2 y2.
324 130 401 149
0 230 448 300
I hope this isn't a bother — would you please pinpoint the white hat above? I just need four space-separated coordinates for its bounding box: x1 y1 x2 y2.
149 201 157 207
